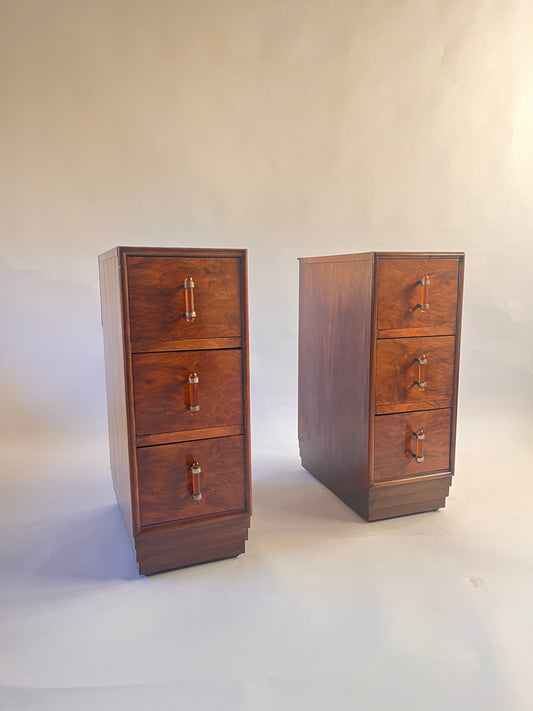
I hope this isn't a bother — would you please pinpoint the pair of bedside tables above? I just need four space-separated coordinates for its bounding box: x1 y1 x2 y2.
99 247 464 575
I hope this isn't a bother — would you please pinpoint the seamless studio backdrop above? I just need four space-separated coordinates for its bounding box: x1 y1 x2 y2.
1 2 533 710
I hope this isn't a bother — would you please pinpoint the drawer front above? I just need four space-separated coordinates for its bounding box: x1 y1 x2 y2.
127 256 242 343
133 349 243 436
375 336 455 413
377 257 459 337
373 409 452 483
137 435 246 527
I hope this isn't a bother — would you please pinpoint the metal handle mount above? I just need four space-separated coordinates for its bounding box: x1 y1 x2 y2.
184 277 196 322
412 429 425 463
415 274 430 312
191 462 202 501
415 354 427 389
188 372 200 412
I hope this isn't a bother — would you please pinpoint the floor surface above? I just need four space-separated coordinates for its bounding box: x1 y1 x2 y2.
1 413 532 710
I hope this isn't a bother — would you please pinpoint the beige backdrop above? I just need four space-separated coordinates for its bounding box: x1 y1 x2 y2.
1 0 532 445
2 3 533 709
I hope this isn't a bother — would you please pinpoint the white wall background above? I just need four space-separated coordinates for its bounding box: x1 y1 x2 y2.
1 2 533 708
1 0 532 451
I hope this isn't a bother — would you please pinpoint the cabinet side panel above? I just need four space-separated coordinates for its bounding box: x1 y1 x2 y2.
99 253 134 546
240 251 252 515
298 258 373 510
450 254 465 478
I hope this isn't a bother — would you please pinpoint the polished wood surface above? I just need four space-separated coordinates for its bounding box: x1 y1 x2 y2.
133 349 244 435
98 251 135 546
373 408 452 483
99 247 251 574
127 255 242 343
137 435 246 527
136 424 244 447
131 337 242 354
298 251 464 521
135 513 250 575
368 475 451 520
377 256 459 337
375 336 455 413
298 256 374 510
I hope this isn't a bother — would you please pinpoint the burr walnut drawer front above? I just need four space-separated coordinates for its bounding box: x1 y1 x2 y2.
377 257 459 337
137 435 246 527
375 336 455 414
127 256 242 344
373 409 452 483
133 349 244 436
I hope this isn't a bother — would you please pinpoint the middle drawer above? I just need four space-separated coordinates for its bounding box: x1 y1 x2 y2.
375 336 455 414
133 349 244 436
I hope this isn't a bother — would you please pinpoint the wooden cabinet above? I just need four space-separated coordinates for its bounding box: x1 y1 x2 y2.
298 252 464 521
99 247 251 574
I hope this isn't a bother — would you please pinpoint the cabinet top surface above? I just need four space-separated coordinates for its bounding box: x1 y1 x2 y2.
99 246 247 261
298 251 464 264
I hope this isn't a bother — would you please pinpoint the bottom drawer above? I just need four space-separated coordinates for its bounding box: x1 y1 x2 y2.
373 409 451 483
137 435 246 527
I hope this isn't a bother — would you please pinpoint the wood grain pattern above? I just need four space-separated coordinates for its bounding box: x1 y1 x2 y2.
298 253 373 264
127 256 242 343
135 513 250 575
368 475 451 520
377 256 459 337
375 336 455 413
298 251 463 521
373 409 452 483
299 441 367 516
298 257 374 500
136 425 244 447
137 435 246 528
98 251 135 546
131 337 241 353
99 247 251 574
133 349 244 436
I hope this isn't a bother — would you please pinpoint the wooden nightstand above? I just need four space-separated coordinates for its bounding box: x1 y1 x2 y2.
298 252 464 520
99 247 251 574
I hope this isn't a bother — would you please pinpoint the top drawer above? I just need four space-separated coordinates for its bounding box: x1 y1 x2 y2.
376 257 460 338
127 256 243 348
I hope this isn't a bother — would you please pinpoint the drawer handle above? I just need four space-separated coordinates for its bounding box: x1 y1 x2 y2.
184 277 196 322
415 274 430 312
188 372 200 412
415 354 427 389
412 429 425 463
191 462 203 501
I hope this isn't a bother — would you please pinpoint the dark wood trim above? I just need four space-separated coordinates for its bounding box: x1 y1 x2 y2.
376 252 464 259
299 441 367 519
449 254 465 478
298 253 373 264
240 251 252 515
117 246 247 258
135 513 250 575
119 249 141 536
368 253 378 486
136 425 245 448
298 251 463 521
98 251 135 547
131 337 242 353
99 246 251 574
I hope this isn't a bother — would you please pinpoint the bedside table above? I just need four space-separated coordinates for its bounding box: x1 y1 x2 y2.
99 247 251 574
298 252 464 520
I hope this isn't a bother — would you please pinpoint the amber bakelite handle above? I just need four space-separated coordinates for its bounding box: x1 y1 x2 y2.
188 372 199 412
415 354 427 389
417 274 430 312
184 277 196 322
412 429 425 463
191 462 202 501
